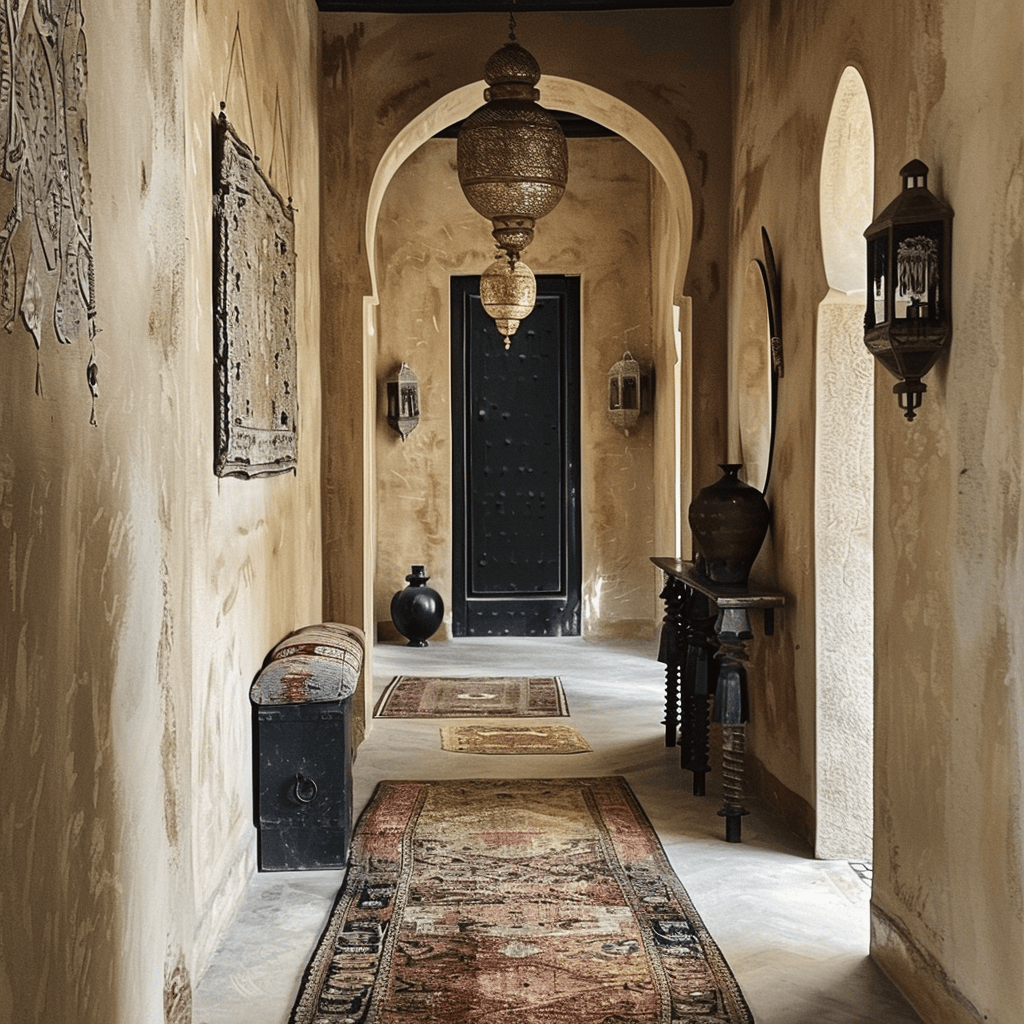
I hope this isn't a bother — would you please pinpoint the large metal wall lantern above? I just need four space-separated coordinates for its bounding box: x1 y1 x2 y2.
864 160 954 421
386 363 420 440
607 351 642 434
457 6 568 345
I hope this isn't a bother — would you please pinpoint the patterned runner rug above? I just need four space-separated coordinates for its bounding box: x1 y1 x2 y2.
439 723 592 754
374 676 569 718
291 777 754 1024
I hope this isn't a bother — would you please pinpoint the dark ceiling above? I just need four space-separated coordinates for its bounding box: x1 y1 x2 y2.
433 110 617 138
316 1 732 11
317 0 733 136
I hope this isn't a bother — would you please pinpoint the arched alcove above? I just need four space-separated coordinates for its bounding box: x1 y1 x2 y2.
359 78 694 670
815 66 875 860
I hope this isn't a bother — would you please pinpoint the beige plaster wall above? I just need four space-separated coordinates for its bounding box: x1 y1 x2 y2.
0 0 321 1020
732 1 1024 1021
184 0 323 978
372 137 658 640
319 8 732 667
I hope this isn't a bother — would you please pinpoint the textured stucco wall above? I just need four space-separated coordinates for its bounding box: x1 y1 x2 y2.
319 8 732 661
732 1 1024 1021
812 67 875 862
0 0 321 1020
372 137 657 639
184 0 323 979
814 295 874 860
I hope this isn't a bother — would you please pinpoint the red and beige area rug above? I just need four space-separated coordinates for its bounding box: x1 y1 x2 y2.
439 724 592 755
374 676 570 719
290 777 754 1024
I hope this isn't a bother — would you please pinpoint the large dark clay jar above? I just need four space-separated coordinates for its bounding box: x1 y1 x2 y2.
390 565 444 647
688 464 771 586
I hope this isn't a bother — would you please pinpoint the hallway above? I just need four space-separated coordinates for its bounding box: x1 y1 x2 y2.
194 636 921 1023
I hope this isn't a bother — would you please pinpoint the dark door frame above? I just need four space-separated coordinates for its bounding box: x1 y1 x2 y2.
450 274 582 636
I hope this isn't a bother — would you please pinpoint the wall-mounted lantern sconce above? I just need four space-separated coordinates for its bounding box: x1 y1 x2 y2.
607 351 642 434
386 363 420 440
864 160 954 421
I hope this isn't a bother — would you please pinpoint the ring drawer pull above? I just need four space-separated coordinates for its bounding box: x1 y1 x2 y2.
294 773 318 804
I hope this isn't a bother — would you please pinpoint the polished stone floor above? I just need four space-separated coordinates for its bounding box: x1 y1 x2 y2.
194 636 923 1024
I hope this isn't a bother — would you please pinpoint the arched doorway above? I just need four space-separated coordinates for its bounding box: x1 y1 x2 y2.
815 66 875 860
358 79 694 705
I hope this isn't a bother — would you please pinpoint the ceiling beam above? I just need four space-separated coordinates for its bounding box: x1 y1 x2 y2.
316 2 732 12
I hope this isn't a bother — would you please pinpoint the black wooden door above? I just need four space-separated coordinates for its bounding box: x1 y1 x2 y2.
451 275 581 636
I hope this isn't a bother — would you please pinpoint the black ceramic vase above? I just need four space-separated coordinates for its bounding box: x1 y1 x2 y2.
688 464 771 586
390 565 444 647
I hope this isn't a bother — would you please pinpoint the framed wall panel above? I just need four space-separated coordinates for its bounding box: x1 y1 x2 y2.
212 111 297 478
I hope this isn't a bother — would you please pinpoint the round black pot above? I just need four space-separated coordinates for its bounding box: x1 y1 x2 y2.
390 565 444 646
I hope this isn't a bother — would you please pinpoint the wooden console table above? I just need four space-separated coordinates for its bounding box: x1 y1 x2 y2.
651 557 784 842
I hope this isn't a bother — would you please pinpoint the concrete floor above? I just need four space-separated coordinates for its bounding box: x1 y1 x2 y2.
194 636 923 1024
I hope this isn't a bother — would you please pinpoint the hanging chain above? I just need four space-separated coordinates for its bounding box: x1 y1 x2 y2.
508 0 517 42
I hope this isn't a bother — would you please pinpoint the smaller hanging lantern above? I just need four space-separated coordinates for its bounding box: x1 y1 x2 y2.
385 363 420 440
479 257 537 348
607 351 642 433
864 160 954 421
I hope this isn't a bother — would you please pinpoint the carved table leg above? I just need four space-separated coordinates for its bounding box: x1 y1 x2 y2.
663 659 680 748
680 589 718 796
657 576 686 747
680 692 711 795
713 607 753 842
718 723 748 842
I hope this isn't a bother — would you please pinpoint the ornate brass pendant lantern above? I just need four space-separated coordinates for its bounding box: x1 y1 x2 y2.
457 8 567 344
457 40 568 260
864 160 954 421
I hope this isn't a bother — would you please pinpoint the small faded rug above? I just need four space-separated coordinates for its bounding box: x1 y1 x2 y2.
439 723 592 754
290 777 754 1024
374 675 569 718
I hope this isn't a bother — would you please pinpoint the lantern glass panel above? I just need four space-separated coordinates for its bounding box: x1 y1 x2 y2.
893 221 944 321
621 374 638 410
400 382 419 419
609 376 621 410
867 235 887 327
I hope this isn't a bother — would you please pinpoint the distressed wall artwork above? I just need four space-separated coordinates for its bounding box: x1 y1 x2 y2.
212 109 297 478
0 0 94 352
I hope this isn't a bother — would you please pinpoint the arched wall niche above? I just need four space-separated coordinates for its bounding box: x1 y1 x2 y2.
821 66 875 293
815 64 875 861
358 77 695 697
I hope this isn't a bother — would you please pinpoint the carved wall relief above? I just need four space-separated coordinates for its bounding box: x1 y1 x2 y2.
0 0 94 356
212 109 297 478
